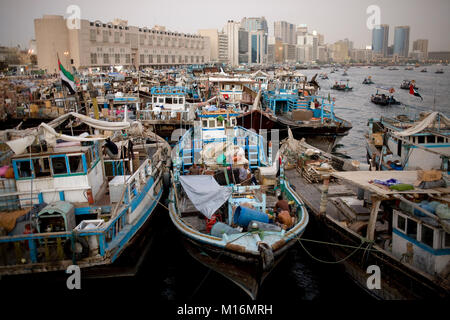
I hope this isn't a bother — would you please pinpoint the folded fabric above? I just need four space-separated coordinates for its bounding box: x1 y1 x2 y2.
389 183 414 191
373 178 400 187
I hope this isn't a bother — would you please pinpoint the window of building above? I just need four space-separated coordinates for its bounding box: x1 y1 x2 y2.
114 32 120 43
125 33 130 44
164 55 168 63
149 55 153 63
51 156 68 175
140 54 145 63
102 30 109 42
103 53 109 64
125 54 130 63
90 29 96 41
421 225 434 248
90 53 97 65
115 53 120 64
157 55 161 63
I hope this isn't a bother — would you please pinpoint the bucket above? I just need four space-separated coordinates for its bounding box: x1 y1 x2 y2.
233 206 269 227
210 222 240 237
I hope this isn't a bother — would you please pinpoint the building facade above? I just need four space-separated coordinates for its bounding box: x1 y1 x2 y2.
372 24 389 57
35 15 210 73
393 26 410 58
225 20 241 66
274 21 296 45
412 39 428 58
198 29 219 62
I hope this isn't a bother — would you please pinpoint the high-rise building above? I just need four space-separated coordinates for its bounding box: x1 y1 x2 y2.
296 24 308 37
34 15 210 72
413 39 428 58
198 29 219 62
240 17 268 33
393 26 410 58
225 20 241 66
218 32 228 64
248 30 267 64
372 24 389 57
332 40 350 63
274 21 296 45
238 28 249 64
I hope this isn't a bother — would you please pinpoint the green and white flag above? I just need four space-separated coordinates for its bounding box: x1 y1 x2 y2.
58 58 76 94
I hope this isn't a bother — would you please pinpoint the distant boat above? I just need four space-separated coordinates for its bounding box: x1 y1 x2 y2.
342 71 348 76
332 80 352 91
421 68 427 72
362 76 374 84
371 87 400 106
400 80 418 90
435 69 444 74
388 67 399 70
405 66 414 70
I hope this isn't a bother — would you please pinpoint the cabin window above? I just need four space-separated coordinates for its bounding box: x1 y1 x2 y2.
33 158 51 178
202 120 208 128
443 232 450 248
437 136 444 143
51 156 68 175
418 136 425 144
166 97 172 104
217 118 223 127
406 219 417 239
16 160 32 178
158 97 164 104
208 119 215 128
397 214 406 232
427 136 436 143
152 97 157 103
68 155 85 174
421 224 434 248
179 97 184 104
172 97 178 104
224 84 231 90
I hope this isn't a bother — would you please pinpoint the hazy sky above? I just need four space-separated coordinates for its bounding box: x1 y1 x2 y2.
1 0 449 51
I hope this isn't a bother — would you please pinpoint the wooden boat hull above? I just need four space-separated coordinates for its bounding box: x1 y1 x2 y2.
237 109 351 153
179 227 300 300
314 213 449 299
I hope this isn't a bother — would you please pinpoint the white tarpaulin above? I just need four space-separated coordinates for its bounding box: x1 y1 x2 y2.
40 123 107 146
395 112 450 137
179 175 232 219
5 136 36 155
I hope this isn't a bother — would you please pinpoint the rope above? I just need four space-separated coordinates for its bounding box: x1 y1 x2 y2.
296 235 373 264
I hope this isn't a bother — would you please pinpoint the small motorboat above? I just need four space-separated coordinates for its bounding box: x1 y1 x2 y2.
342 71 348 76
370 88 400 106
421 68 427 72
435 69 444 74
362 76 374 84
400 80 418 90
331 80 352 91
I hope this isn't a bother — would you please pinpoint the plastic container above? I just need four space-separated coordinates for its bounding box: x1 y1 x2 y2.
75 219 104 251
247 220 281 232
233 206 269 227
210 222 240 237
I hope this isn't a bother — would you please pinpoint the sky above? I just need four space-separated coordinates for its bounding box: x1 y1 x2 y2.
1 0 449 51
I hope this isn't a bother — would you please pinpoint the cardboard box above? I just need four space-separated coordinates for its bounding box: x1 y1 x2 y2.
372 133 383 146
292 109 313 121
417 170 442 182
45 100 51 108
30 104 39 113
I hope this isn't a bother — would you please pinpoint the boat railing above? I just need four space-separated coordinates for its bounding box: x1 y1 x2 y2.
287 96 338 123
0 158 157 271
137 108 192 122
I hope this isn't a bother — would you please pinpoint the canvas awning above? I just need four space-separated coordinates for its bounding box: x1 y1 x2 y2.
179 175 232 219
395 112 450 137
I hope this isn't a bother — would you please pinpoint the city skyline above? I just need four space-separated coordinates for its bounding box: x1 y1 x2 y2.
1 0 450 51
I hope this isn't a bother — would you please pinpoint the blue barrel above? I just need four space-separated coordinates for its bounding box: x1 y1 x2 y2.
233 206 269 227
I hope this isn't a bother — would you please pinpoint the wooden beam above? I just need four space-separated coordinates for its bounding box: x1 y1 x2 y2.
366 197 382 241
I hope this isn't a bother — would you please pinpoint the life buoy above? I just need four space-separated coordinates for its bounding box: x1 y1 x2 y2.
223 94 229 100
64 236 90 260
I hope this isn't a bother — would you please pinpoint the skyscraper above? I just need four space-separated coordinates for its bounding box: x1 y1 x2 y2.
393 26 410 57
413 39 428 58
372 24 389 57
240 17 268 33
225 20 241 66
274 21 296 45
